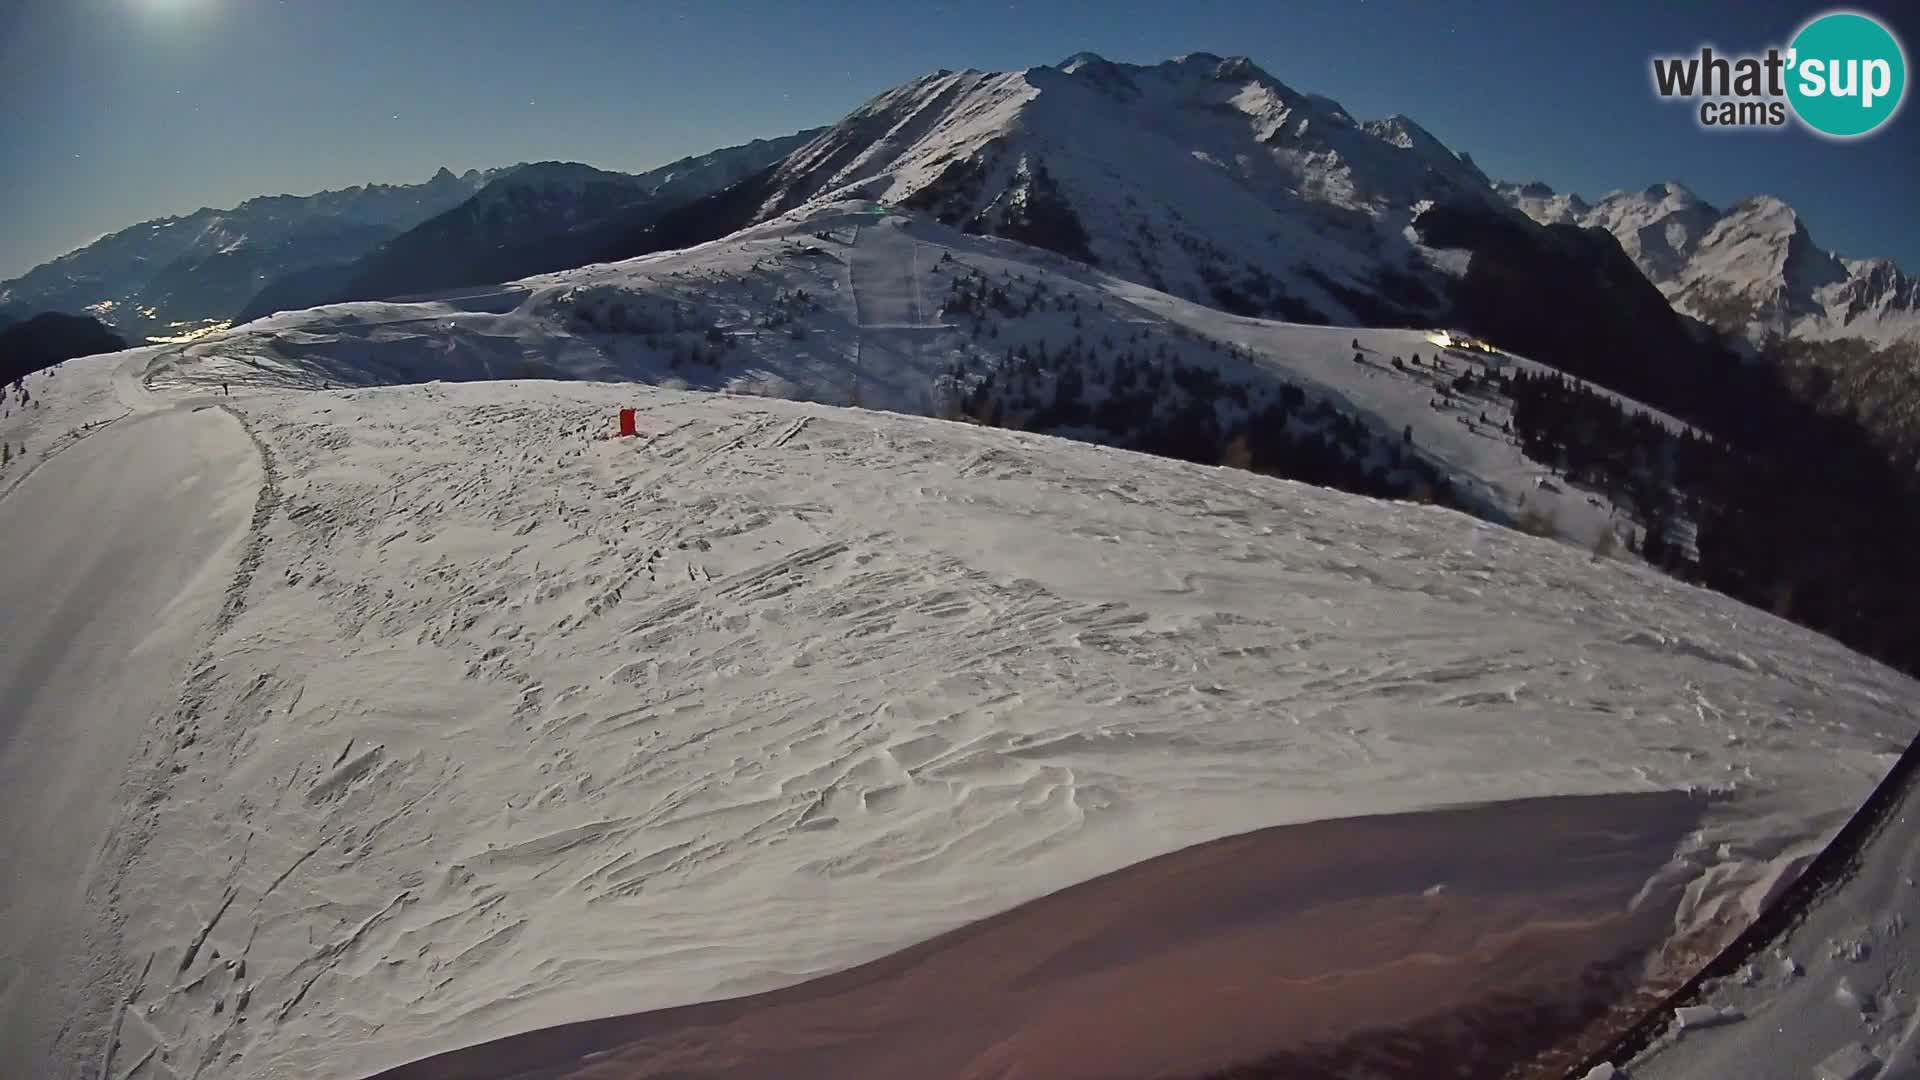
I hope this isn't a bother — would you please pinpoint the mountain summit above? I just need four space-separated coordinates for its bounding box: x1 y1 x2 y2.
649 53 1507 326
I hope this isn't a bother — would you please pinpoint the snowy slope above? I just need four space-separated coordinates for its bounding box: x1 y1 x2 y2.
1102 277 1696 549
1583 743 1920 1080
0 169 502 339
1498 180 1920 348
0 392 258 1080
9 344 1917 1080
152 202 1667 548
1632 818 1920 1079
0 345 160 504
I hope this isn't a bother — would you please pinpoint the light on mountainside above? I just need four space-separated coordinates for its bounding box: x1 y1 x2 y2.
146 320 232 346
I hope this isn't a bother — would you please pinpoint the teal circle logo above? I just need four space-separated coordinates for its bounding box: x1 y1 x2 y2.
1787 11 1907 138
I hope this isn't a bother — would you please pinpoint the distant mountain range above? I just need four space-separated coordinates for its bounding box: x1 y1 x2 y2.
7 50 1917 477
1496 180 1920 348
0 133 818 341
0 168 504 338
599 52 1906 465
237 131 820 321
10 52 1912 374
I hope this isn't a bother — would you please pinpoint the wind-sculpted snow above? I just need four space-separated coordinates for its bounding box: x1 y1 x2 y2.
56 372 1915 1079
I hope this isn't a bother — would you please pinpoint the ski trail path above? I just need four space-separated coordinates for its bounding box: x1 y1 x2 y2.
846 215 949 410
0 396 260 1078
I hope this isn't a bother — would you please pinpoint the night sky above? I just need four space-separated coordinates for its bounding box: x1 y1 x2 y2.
1 0 1914 278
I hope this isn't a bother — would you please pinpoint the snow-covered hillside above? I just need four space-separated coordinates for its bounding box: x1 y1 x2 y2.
148 202 1673 548
4 344 1916 1079
1497 180 1920 348
0 169 503 340
1621 754 1920 1080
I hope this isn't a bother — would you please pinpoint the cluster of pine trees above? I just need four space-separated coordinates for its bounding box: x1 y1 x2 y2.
1499 364 1920 676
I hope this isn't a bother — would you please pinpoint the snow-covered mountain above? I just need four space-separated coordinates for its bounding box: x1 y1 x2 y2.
238 132 821 321
1495 180 1592 227
1496 180 1920 348
587 54 1720 426
0 168 502 339
694 53 1505 325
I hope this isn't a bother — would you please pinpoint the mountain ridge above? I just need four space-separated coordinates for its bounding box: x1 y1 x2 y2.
235 130 823 321
1496 178 1920 347
0 167 506 338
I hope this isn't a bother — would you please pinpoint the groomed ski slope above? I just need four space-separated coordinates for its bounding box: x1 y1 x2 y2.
2 342 1916 1078
0 393 260 1076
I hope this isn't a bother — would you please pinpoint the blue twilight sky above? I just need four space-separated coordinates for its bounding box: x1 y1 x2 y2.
1 0 1916 280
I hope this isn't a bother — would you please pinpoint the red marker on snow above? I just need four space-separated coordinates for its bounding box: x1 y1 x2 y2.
618 409 638 437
